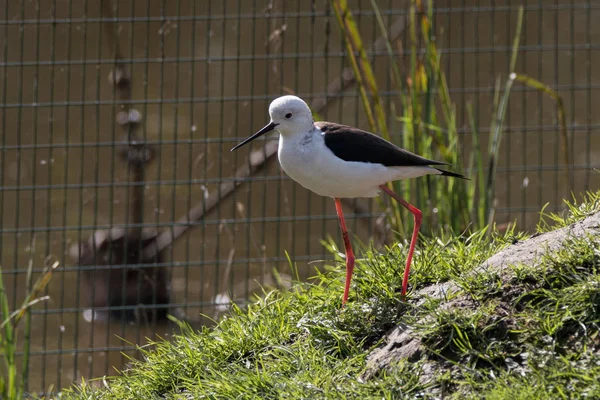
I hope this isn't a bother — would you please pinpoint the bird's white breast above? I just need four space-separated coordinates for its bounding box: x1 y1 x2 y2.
277 128 435 198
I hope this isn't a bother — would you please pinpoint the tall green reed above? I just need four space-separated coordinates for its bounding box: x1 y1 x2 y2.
0 252 58 399
331 0 571 238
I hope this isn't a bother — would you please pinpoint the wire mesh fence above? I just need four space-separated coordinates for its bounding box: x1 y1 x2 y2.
0 0 598 394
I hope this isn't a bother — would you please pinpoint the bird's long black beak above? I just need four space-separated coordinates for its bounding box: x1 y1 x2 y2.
230 121 279 151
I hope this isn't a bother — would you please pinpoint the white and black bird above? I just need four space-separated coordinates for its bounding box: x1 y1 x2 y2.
232 95 466 304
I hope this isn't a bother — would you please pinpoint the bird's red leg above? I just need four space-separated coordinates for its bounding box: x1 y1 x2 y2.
334 198 355 305
379 185 422 298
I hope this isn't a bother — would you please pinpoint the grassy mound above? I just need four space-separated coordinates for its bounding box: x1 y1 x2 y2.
61 193 600 399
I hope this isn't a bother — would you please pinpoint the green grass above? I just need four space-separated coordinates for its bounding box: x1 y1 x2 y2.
59 191 600 399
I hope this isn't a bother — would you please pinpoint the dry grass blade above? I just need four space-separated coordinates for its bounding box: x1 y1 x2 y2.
487 76 516 226
485 6 524 227
466 103 486 228
331 0 388 138
12 256 59 326
370 0 402 89
0 296 51 331
330 0 378 132
511 73 573 194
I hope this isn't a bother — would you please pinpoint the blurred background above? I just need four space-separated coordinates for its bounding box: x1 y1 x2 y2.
0 0 599 394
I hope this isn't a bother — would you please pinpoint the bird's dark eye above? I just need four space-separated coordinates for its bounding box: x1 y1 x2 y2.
285 113 293 119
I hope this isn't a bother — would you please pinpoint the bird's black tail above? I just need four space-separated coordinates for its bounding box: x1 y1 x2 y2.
435 168 469 180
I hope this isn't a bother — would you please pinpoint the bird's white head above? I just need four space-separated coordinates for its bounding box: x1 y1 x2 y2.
230 95 314 151
268 95 313 135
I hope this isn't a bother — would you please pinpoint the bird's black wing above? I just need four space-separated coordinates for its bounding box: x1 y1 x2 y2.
317 122 448 167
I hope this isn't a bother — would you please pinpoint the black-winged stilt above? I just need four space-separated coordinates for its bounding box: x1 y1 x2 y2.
232 95 466 304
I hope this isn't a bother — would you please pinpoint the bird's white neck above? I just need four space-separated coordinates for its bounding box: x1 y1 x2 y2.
276 123 316 144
